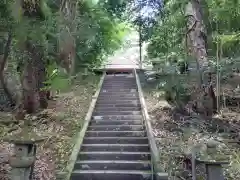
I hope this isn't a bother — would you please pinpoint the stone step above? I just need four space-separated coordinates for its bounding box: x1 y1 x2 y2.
100 91 137 94
102 85 137 87
88 125 144 131
100 89 137 93
102 82 136 83
94 107 141 112
102 83 136 86
83 137 148 144
74 160 151 171
95 103 141 107
101 86 136 88
81 144 150 152
94 104 141 108
70 170 152 180
69 73 160 180
103 79 135 81
78 151 151 161
97 98 140 104
103 78 135 80
104 77 135 79
98 96 139 101
90 120 143 126
85 131 146 137
98 93 139 98
99 92 138 95
102 86 137 88
105 77 134 79
97 98 139 101
92 115 142 120
93 111 141 116
101 88 137 90
97 96 140 100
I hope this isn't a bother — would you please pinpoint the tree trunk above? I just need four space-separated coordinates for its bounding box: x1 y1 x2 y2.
21 61 39 114
34 47 48 109
0 32 15 106
58 0 78 75
21 41 42 114
185 0 217 114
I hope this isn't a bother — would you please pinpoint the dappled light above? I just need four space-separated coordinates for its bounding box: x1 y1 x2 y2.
0 0 240 180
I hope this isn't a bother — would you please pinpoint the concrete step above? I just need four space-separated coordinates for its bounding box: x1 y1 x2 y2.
83 137 148 144
81 144 150 152
99 94 138 99
94 104 141 108
102 85 137 88
102 83 136 86
98 95 138 99
70 170 152 180
100 89 137 92
98 94 139 98
100 89 137 93
93 111 141 116
74 160 151 171
69 73 160 180
94 107 141 112
99 92 138 95
104 77 135 79
102 82 136 84
102 86 137 88
78 151 151 161
90 120 143 126
95 103 141 107
104 78 135 80
88 125 144 131
85 131 146 137
97 98 139 102
96 99 140 105
97 98 138 101
92 115 143 120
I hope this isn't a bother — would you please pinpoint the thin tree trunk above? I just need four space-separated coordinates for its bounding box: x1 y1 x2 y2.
0 32 15 106
34 46 48 108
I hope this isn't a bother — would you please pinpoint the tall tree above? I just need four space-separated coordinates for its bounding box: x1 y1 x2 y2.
185 0 217 113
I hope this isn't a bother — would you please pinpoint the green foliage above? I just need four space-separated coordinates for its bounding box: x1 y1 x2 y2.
147 7 185 59
1 0 129 92
147 0 240 61
75 1 130 71
44 72 71 91
164 82 190 104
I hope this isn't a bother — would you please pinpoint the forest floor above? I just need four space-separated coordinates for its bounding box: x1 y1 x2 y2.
0 74 100 180
143 71 240 180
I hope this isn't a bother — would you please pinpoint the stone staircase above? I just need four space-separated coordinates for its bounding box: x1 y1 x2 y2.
70 71 155 180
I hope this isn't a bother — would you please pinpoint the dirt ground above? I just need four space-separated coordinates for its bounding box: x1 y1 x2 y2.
142 72 240 180
0 74 100 180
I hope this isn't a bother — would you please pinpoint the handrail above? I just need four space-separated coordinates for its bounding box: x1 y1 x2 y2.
63 72 106 180
134 69 168 179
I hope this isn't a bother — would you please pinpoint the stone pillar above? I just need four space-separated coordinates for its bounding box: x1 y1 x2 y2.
136 69 146 87
4 130 45 180
195 140 229 180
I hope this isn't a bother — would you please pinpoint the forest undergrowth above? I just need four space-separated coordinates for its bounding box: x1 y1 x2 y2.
0 74 100 180
143 67 240 180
